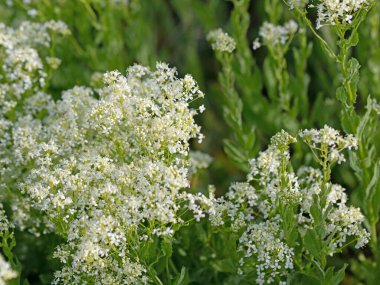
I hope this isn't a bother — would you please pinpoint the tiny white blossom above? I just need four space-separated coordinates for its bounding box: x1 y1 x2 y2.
254 20 298 50
315 0 373 29
207 28 236 53
0 254 17 285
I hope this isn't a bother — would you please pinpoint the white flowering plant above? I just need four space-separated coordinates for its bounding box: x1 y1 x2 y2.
203 128 368 284
0 0 380 284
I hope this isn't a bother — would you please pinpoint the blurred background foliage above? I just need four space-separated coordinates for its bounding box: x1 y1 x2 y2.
1 0 380 284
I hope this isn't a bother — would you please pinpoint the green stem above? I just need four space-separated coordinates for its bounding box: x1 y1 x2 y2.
166 256 171 285
339 47 355 106
292 6 337 60
370 221 379 259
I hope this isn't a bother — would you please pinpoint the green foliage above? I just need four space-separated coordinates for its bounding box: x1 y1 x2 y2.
0 0 380 284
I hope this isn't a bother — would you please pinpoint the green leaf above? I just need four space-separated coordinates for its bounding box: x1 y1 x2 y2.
349 31 359 47
263 57 277 101
368 160 380 219
303 229 322 261
223 139 250 171
341 107 360 134
349 152 362 177
336 86 347 105
309 195 322 224
347 57 360 104
173 267 187 285
162 238 173 258
288 272 320 285
324 264 347 285
357 97 374 142
210 258 236 273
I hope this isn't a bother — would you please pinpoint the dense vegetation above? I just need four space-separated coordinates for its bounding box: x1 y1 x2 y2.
0 0 380 284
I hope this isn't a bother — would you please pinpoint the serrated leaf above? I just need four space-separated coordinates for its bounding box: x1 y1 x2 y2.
336 86 347 105
347 58 360 104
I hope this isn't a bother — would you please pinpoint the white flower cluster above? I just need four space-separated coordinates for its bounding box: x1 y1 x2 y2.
239 219 294 285
0 21 68 116
299 124 358 165
314 0 373 29
0 205 13 236
205 131 298 283
9 62 205 283
247 131 301 211
206 127 368 283
207 28 236 53
0 21 69 235
253 20 298 50
188 150 213 174
0 206 17 285
0 20 209 283
297 169 369 252
0 254 17 285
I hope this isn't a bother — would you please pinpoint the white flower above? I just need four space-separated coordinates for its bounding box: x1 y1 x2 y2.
0 254 17 285
188 151 213 174
315 0 373 29
207 128 368 282
299 125 358 165
207 28 236 53
238 219 294 285
13 62 206 283
254 20 298 50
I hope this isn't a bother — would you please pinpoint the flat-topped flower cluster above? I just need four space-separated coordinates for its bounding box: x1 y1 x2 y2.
313 0 373 28
207 28 236 53
253 20 298 50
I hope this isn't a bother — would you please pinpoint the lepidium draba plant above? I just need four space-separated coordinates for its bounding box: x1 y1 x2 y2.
205 127 368 284
287 1 380 281
15 63 208 284
2 1 380 284
0 20 70 235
